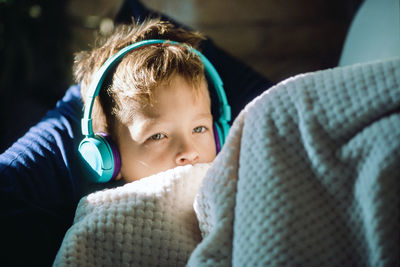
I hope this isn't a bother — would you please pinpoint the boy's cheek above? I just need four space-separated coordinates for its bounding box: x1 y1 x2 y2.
120 149 176 182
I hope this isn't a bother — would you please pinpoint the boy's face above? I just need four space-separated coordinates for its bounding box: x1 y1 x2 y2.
116 75 216 182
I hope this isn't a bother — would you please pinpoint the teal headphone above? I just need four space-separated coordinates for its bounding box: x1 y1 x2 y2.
79 39 231 183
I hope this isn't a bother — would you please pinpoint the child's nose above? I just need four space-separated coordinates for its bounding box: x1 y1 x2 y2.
175 140 199 166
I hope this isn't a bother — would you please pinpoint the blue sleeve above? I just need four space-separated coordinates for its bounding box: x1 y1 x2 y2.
0 85 86 266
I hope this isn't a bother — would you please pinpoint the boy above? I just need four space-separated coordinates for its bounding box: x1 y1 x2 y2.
75 18 218 182
53 19 228 266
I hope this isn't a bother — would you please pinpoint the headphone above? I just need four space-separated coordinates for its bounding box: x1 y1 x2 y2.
79 39 231 183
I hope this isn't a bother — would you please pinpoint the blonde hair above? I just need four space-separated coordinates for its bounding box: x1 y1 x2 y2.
73 18 206 135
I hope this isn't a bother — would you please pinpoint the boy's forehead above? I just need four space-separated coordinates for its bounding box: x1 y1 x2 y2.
135 79 209 118
151 75 208 101
125 78 212 139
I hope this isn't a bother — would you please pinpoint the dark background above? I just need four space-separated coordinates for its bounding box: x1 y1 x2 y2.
0 0 363 153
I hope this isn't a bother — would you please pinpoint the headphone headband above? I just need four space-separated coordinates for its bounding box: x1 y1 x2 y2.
81 39 231 137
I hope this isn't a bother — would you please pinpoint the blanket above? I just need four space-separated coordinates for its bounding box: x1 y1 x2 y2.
188 57 400 266
53 163 211 266
55 57 399 266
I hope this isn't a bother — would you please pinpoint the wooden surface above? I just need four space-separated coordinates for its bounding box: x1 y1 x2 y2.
144 0 362 83
67 0 362 83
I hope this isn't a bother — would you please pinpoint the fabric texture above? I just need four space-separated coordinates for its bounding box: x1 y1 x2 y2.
53 163 211 266
188 57 400 266
0 85 85 266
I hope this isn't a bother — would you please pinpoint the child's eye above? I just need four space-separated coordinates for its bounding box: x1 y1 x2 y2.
150 133 166 141
193 126 207 133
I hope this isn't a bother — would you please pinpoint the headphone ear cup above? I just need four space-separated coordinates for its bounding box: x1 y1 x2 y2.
78 133 120 183
98 132 121 178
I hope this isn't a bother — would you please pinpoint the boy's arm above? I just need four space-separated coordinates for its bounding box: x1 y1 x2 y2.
0 85 84 266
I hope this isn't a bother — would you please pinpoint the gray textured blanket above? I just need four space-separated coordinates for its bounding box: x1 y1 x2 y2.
188 57 400 266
